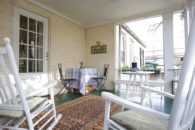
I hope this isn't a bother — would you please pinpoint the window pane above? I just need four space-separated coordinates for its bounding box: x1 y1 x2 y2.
37 60 43 72
29 60 36 72
37 34 43 46
29 18 36 32
19 45 27 58
173 11 185 68
37 21 43 33
20 15 28 29
19 30 27 44
37 47 43 59
29 46 36 58
19 59 27 73
18 14 45 74
29 32 36 45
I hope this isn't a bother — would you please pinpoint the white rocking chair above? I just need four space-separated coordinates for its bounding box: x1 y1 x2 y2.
102 11 195 130
0 38 62 130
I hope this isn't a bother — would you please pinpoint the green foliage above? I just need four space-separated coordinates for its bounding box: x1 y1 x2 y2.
122 65 130 70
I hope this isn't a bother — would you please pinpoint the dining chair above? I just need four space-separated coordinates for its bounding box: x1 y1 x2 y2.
102 10 195 130
0 37 61 130
91 64 109 94
57 63 77 95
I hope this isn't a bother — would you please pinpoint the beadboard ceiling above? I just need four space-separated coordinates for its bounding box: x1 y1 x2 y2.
29 0 184 27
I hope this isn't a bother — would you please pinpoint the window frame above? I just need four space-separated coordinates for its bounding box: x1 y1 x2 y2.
13 6 48 74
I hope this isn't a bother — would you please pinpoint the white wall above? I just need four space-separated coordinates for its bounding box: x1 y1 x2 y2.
86 23 115 90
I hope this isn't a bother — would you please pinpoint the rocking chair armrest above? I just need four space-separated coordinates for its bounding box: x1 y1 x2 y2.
26 80 57 98
102 92 170 120
140 85 175 99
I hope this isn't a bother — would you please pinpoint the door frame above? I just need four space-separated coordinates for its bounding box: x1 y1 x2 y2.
13 6 48 75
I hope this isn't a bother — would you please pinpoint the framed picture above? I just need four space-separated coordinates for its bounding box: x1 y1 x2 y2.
101 45 106 53
91 46 96 54
91 44 107 54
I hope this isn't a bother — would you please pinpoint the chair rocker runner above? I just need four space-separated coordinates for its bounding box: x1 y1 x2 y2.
91 64 109 94
0 38 62 130
102 11 195 130
57 63 77 95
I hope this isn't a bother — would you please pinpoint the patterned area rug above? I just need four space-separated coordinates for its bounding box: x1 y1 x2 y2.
54 95 121 130
19 95 121 130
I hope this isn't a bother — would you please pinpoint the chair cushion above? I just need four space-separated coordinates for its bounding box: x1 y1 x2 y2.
111 110 168 130
0 118 10 125
0 97 47 118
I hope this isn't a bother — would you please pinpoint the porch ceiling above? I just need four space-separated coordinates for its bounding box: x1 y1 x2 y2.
29 0 184 27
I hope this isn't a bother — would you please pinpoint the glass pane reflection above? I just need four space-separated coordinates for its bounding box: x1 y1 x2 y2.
20 15 28 29
37 60 43 72
37 34 43 46
19 59 27 73
37 47 43 59
29 46 36 58
37 21 43 33
29 18 36 32
29 32 36 45
29 60 36 72
19 30 27 44
19 45 27 58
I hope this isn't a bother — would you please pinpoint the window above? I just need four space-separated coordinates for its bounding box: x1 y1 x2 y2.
19 15 44 73
173 11 185 68
121 35 126 66
14 7 48 74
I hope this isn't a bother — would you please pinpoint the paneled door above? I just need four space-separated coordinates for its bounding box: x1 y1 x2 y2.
13 7 48 74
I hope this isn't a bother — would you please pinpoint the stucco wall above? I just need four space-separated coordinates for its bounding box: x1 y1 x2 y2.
0 0 86 82
86 23 115 90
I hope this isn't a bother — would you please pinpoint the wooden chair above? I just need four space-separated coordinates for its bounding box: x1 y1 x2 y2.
91 64 109 94
57 63 77 95
0 38 61 130
102 11 195 130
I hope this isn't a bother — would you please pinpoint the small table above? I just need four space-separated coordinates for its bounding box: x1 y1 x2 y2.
65 68 99 95
122 71 154 105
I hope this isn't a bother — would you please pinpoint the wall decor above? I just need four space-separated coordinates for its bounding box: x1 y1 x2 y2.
91 41 107 54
